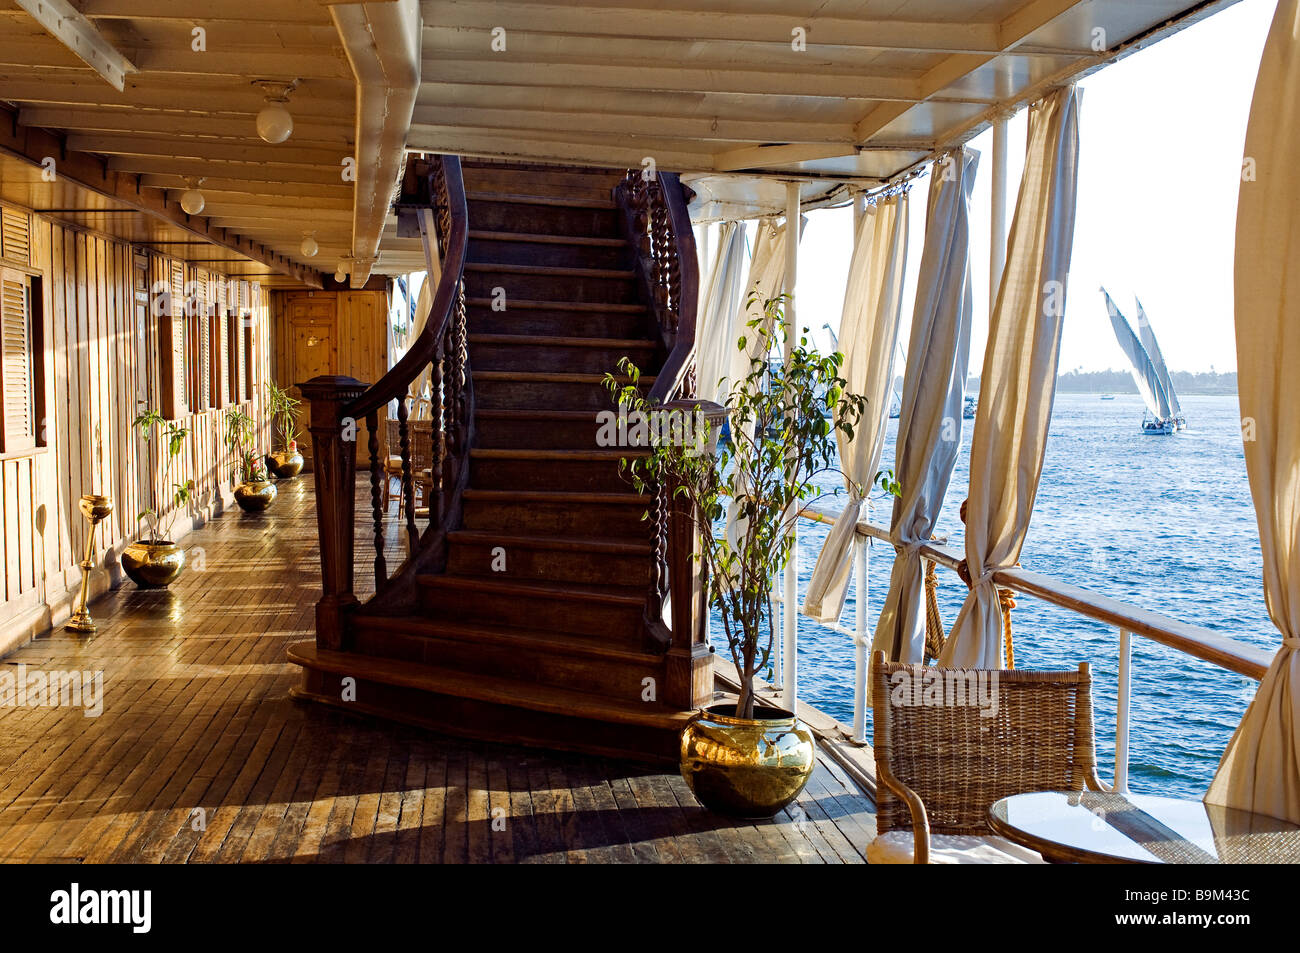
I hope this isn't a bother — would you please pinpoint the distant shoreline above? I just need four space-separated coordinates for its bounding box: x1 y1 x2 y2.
956 370 1239 397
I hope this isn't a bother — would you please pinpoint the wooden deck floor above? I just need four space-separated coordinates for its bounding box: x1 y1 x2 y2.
0 476 877 863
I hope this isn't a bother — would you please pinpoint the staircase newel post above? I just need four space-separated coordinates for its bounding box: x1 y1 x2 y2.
663 399 727 709
300 374 369 652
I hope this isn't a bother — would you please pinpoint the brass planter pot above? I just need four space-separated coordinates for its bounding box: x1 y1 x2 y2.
121 541 185 589
680 703 816 818
268 450 304 479
234 480 277 512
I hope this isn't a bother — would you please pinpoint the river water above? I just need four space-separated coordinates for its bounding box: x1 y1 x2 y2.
710 392 1274 799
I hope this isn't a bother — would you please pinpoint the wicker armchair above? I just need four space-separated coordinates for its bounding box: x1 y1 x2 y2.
870 649 1103 864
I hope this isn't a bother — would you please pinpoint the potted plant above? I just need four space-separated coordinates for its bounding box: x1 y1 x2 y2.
123 409 193 588
607 295 878 817
266 381 304 478
225 407 277 512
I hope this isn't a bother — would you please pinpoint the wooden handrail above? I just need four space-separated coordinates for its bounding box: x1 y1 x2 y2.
350 155 467 421
300 153 475 633
797 499 1273 680
646 172 698 405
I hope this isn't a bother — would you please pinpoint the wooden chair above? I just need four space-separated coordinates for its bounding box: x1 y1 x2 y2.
870 649 1103 864
382 417 403 514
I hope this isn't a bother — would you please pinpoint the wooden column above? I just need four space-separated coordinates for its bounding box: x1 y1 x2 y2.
782 182 800 713
299 374 368 651
990 113 1010 315
663 399 726 709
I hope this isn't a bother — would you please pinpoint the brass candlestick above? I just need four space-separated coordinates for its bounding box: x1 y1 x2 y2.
66 494 114 634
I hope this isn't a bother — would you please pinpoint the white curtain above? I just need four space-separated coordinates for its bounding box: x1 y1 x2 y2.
939 85 1081 670
803 191 910 622
872 148 979 667
1205 0 1300 824
693 221 749 403
724 217 791 550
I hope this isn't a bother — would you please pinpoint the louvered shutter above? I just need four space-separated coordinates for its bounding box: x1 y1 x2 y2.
160 259 188 419
1 208 30 266
0 269 35 451
194 271 210 409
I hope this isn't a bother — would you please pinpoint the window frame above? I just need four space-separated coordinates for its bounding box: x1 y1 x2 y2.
0 263 48 458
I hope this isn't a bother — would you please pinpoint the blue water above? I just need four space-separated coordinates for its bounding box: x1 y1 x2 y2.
710 393 1276 798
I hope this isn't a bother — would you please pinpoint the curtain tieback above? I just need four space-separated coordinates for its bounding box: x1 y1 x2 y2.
957 559 999 591
1282 638 1300 650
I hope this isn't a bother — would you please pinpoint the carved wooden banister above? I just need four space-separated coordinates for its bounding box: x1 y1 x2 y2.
614 170 699 405
613 168 715 708
301 154 473 641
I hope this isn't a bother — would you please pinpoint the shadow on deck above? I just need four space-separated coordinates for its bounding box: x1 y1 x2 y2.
0 476 876 863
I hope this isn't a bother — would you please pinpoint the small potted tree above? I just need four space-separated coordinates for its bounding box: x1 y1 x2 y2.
607 295 879 817
266 381 303 478
225 407 277 512
123 409 193 588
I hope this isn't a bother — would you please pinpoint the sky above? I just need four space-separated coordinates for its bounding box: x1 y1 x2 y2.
785 0 1278 375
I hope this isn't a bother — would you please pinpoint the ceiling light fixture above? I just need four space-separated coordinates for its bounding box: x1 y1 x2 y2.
334 260 348 283
252 79 298 144
179 176 206 215
301 232 319 258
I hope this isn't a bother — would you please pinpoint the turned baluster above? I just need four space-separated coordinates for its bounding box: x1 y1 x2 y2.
397 398 417 548
366 411 386 586
427 357 444 530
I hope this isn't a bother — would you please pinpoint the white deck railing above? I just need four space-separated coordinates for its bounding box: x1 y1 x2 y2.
765 502 1274 794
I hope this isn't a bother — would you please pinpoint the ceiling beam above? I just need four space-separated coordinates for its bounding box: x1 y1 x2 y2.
410 104 854 145
138 175 352 200
713 143 858 173
421 57 925 102
0 105 324 287
114 156 347 185
427 3 1003 54
74 0 331 24
66 133 350 168
19 106 352 142
12 0 137 91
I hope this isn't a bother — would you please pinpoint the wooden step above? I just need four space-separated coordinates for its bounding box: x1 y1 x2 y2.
288 642 689 764
416 574 646 639
472 371 651 412
466 194 622 238
469 333 656 374
469 447 646 492
445 529 652 587
473 407 623 449
460 166 626 199
467 298 650 340
463 262 638 305
350 615 660 702
462 486 651 535
467 230 628 269
465 190 617 209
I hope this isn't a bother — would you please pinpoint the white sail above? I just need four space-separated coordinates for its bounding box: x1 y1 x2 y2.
1102 289 1173 419
1134 298 1183 417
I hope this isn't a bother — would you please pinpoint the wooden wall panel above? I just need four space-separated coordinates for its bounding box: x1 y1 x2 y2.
0 205 274 655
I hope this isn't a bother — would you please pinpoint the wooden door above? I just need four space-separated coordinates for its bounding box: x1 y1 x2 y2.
285 295 337 469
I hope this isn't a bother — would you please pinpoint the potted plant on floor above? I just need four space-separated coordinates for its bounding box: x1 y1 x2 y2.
123 409 193 588
225 407 277 512
606 295 878 817
266 381 304 478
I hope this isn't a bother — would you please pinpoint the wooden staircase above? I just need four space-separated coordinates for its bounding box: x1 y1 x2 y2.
289 158 714 763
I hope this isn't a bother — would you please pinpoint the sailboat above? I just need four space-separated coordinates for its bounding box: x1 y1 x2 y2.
1135 298 1187 431
1101 288 1184 435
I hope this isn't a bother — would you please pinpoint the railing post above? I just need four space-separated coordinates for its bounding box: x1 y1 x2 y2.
1115 627 1132 793
662 399 724 710
852 535 869 743
300 374 369 652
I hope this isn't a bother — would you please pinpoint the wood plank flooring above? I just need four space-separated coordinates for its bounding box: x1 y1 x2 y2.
0 476 877 863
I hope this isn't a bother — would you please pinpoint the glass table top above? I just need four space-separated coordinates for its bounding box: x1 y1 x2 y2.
988 791 1300 864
